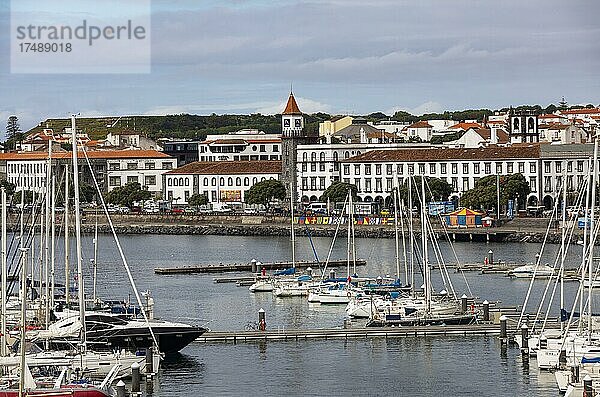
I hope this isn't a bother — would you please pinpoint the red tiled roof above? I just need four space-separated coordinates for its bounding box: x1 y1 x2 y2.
448 122 482 130
561 107 600 115
408 121 432 129
282 93 302 115
166 160 282 175
0 150 171 161
473 128 509 144
538 114 565 119
342 144 540 163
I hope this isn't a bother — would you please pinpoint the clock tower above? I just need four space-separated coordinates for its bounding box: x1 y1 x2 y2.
280 91 314 205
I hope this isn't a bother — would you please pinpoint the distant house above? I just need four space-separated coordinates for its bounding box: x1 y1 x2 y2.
446 127 509 148
19 128 90 152
319 116 353 140
406 121 433 141
106 130 160 150
333 118 396 144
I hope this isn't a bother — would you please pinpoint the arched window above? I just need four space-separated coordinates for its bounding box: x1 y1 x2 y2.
261 177 266 182
173 178 178 186
235 177 241 186
528 117 535 132
513 118 519 132
227 177 233 186
168 179 172 187
244 177 249 186
204 178 209 186
303 153 308 161
211 177 217 186
344 151 350 159
252 177 258 185
311 152 316 161
179 177 184 186
319 153 325 162
333 152 338 161
220 177 225 186
185 178 189 186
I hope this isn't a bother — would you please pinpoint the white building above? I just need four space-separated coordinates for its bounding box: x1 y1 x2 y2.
198 130 281 162
406 121 433 141
367 120 410 135
164 160 281 205
106 130 160 150
341 143 593 210
0 150 174 196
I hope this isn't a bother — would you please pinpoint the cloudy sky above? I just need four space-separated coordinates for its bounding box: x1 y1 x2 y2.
0 0 599 132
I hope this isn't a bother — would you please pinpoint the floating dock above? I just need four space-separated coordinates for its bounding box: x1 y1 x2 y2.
195 323 534 343
155 259 366 274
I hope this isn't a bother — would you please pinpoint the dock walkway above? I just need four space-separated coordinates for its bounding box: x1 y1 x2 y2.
155 259 366 274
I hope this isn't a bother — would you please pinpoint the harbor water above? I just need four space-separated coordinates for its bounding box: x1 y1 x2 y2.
34 232 590 396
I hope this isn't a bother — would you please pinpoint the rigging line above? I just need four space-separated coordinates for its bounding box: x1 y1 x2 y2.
320 193 348 280
80 146 160 351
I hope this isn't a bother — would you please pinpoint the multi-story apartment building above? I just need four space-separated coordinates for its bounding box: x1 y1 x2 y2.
198 129 281 162
0 150 174 197
340 143 593 210
163 140 200 167
164 161 281 205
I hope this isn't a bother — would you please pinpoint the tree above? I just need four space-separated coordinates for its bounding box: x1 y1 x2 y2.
461 174 530 210
0 179 16 196
320 182 358 204
13 190 33 204
5 116 24 150
105 182 151 207
188 193 208 207
69 182 97 203
558 97 568 111
399 176 452 208
245 179 286 207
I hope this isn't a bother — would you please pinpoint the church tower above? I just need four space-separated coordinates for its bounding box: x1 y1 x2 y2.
280 91 312 206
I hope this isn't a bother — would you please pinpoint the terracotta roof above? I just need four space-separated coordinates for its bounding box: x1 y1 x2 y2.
561 108 600 115
0 149 171 161
282 93 302 115
367 130 396 139
166 161 282 175
448 122 482 131
473 128 509 143
408 121 432 129
342 144 540 163
538 114 565 119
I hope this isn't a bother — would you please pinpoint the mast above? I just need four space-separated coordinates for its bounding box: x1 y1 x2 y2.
18 247 28 397
588 134 599 341
421 176 431 313
93 211 98 302
50 176 56 310
18 184 24 304
346 192 351 279
350 192 356 275
44 142 52 329
64 167 70 306
393 186 401 281
290 182 296 268
71 115 86 351
579 161 591 329
1 188 6 357
408 177 415 295
560 162 566 332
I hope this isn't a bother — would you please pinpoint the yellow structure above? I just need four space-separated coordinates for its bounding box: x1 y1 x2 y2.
319 116 353 138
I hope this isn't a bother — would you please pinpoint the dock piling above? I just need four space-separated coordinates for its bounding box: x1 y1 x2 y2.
583 375 592 395
259 308 266 331
499 315 507 345
131 362 141 393
482 300 490 322
488 250 494 266
520 325 529 356
461 294 468 314
146 347 154 374
116 380 126 397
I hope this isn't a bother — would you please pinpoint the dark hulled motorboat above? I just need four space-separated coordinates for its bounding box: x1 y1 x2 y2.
34 313 207 354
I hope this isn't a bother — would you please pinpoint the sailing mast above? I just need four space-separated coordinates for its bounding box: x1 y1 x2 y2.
64 168 70 306
93 211 98 302
1 188 6 357
44 142 52 330
587 133 599 342
559 162 566 332
408 177 415 295
290 182 296 268
70 115 87 352
18 247 28 397
421 176 431 313
393 186 400 281
50 176 56 310
346 192 351 279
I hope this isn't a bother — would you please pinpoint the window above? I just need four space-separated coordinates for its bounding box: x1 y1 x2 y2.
319 177 325 190
303 153 308 162
507 163 513 174
451 177 458 191
530 162 536 173
273 145 279 152
354 178 361 192
236 177 241 186
204 178 209 186
109 176 121 187
227 177 233 186
320 153 325 162
440 163 447 174
386 178 393 191
162 162 173 170
310 177 316 190
302 163 307 172
430 163 436 174
109 163 120 171
343 165 350 175
577 161 584 172
127 176 138 184
145 175 156 186
451 163 458 174
375 164 382 175
244 177 249 186
474 163 480 174
259 145 266 152
544 161 551 174
567 161 572 173
365 165 371 175
145 162 155 170
311 163 316 172
419 163 425 175
462 177 469 191
518 162 525 173
354 165 360 174
555 161 562 173
365 179 372 192
462 164 468 174
484 163 491 174
544 176 552 192
496 163 502 174
320 163 325 172
386 164 393 175
127 163 138 170
397 164 403 174
408 164 414 175
375 178 382 192
302 177 308 191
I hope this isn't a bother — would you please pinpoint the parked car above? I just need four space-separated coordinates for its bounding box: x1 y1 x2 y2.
184 207 197 214
172 208 184 214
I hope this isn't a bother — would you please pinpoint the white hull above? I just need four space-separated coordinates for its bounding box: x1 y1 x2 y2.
249 280 274 292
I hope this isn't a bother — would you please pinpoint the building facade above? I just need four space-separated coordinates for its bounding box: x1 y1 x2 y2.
164 161 281 205
198 130 281 162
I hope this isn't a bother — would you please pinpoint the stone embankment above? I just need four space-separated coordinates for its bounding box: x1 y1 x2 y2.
74 213 577 244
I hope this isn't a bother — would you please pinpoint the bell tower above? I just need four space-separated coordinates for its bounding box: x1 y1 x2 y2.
280 91 311 206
